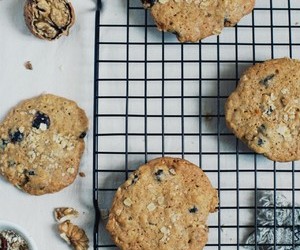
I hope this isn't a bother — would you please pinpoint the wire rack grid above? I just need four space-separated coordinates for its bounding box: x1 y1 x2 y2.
93 0 300 249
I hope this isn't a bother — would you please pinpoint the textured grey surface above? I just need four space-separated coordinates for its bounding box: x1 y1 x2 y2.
245 191 300 250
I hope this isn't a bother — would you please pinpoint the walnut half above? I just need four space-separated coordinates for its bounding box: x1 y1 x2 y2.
58 220 89 250
54 207 79 223
24 0 75 41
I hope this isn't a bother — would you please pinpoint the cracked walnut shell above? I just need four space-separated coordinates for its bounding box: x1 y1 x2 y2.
24 0 75 41
58 220 89 250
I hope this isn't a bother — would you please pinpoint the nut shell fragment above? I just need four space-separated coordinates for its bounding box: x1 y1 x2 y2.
58 220 89 250
54 207 79 223
24 0 75 41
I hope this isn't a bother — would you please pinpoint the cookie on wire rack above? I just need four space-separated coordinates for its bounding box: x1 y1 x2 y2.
0 94 88 195
106 157 218 250
224 0 256 27
141 0 255 42
225 58 300 162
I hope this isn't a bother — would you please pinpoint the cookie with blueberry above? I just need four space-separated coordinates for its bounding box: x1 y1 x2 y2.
0 94 88 195
225 58 300 162
106 157 218 250
141 0 255 42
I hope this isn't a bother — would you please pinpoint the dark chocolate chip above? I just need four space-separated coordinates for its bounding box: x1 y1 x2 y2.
265 106 274 115
224 17 231 25
258 124 267 135
259 124 266 132
259 74 275 87
32 111 50 129
9 130 24 143
79 131 86 139
0 139 8 150
131 174 139 185
155 169 164 181
28 170 35 176
189 206 198 213
21 170 30 185
8 160 16 167
143 0 157 6
257 138 264 146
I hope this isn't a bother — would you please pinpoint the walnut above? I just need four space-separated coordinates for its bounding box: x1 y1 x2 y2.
24 0 75 41
58 220 89 250
54 207 79 223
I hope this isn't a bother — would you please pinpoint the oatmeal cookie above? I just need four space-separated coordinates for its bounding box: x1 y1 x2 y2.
0 94 88 195
106 157 218 250
142 0 255 42
224 0 256 27
225 58 300 162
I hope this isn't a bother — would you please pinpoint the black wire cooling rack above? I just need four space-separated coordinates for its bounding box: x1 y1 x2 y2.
93 0 300 249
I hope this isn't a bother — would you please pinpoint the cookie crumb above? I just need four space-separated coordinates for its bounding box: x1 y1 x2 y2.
24 61 33 70
79 172 86 177
205 112 213 121
100 209 109 220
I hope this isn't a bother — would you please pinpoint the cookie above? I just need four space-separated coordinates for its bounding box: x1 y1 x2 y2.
224 0 255 27
142 0 255 42
225 58 300 162
106 157 218 250
0 94 88 195
24 0 75 41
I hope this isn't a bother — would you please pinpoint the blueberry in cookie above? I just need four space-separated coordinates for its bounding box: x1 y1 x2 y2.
225 58 300 162
106 157 218 250
0 94 88 195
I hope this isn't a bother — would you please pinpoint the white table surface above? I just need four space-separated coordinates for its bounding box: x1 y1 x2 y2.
0 0 96 249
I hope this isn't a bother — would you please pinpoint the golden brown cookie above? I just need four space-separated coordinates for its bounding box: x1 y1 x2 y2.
106 157 218 250
224 0 256 27
24 0 75 41
0 94 88 195
142 0 255 42
225 58 300 162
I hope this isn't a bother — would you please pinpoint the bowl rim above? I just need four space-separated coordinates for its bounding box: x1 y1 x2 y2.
0 219 38 249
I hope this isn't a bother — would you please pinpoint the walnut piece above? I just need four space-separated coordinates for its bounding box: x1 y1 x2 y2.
24 0 75 41
58 220 89 250
54 207 79 223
